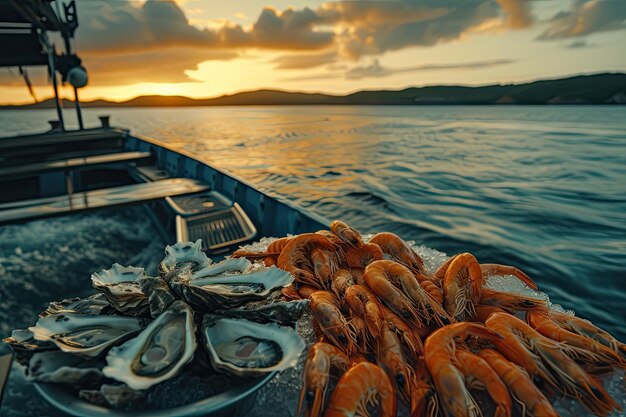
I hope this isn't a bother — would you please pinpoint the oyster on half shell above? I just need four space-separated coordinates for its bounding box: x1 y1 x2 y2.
26 350 103 388
202 315 305 378
29 313 143 358
159 240 212 281
171 265 294 311
91 264 149 316
103 300 196 390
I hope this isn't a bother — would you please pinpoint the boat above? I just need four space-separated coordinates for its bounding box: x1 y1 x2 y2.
0 1 327 414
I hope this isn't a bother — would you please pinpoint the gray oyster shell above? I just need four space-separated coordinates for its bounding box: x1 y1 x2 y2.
137 276 176 318
26 350 103 388
29 313 143 358
91 264 149 316
202 315 305 378
215 298 310 326
41 293 113 317
2 329 56 366
171 265 294 312
103 300 196 390
159 240 212 281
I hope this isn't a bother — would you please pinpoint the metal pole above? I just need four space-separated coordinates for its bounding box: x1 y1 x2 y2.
49 65 65 131
73 85 83 130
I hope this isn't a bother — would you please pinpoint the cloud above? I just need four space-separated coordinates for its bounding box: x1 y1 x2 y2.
271 52 337 70
345 58 516 79
537 0 626 40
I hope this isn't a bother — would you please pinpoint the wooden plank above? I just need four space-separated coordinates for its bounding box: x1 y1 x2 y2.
0 151 152 180
0 129 124 151
0 353 12 405
0 178 209 224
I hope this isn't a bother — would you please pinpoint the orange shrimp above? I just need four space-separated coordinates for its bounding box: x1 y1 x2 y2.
442 252 482 321
369 232 425 273
479 288 547 313
329 220 364 248
363 262 422 327
367 260 452 327
548 310 626 360
410 358 438 417
377 323 413 405
380 304 424 358
298 342 349 417
324 362 396 417
345 284 384 342
348 315 369 354
277 233 335 288
309 291 356 355
281 284 301 300
350 267 365 285
299 285 319 299
345 243 384 269
527 310 625 372
330 268 354 299
267 236 293 253
454 350 512 417
418 278 443 306
424 322 503 417
311 248 340 290
479 349 560 417
485 312 620 416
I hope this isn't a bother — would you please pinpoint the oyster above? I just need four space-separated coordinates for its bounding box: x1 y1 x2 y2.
2 329 56 366
41 293 113 317
137 276 176 318
103 300 196 390
171 266 294 311
159 240 212 281
91 264 149 316
202 315 305 378
26 350 103 388
29 313 143 358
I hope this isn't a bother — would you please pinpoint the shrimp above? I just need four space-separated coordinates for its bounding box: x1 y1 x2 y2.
298 342 349 417
479 264 537 290
309 291 357 355
418 277 444 306
366 260 452 327
485 312 620 416
345 285 384 342
349 315 369 354
527 310 625 372
424 322 503 417
324 362 396 417
330 269 354 299
329 220 364 248
311 248 340 290
278 233 335 288
369 232 425 273
479 288 547 313
363 262 422 327
299 285 319 299
410 358 438 417
281 284 302 300
345 243 384 269
377 323 413 405
454 350 512 417
479 349 560 417
380 304 424 358
442 252 482 322
350 267 365 285
548 310 626 360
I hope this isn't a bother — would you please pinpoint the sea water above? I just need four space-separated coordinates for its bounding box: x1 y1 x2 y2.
0 105 625 415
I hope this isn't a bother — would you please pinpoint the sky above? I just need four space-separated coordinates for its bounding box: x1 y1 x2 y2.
1 0 625 104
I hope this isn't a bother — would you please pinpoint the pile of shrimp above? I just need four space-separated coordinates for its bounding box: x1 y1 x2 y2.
232 220 626 417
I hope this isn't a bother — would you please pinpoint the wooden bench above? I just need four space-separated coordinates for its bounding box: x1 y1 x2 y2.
0 178 209 224
0 151 152 181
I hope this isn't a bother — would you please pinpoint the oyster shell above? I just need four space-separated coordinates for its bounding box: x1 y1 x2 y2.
171 266 294 311
103 300 196 390
137 276 176 318
29 313 143 358
202 315 305 378
26 350 103 388
41 293 113 317
2 329 56 366
91 264 149 316
159 240 212 281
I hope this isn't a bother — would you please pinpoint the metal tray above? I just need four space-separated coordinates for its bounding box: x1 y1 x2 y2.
34 371 275 417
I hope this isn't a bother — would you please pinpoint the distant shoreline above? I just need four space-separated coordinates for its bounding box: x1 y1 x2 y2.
3 73 625 109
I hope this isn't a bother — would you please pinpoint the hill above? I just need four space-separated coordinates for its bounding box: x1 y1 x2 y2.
5 73 626 108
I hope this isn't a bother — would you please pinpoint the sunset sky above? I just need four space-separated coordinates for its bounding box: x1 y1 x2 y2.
1 0 625 104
